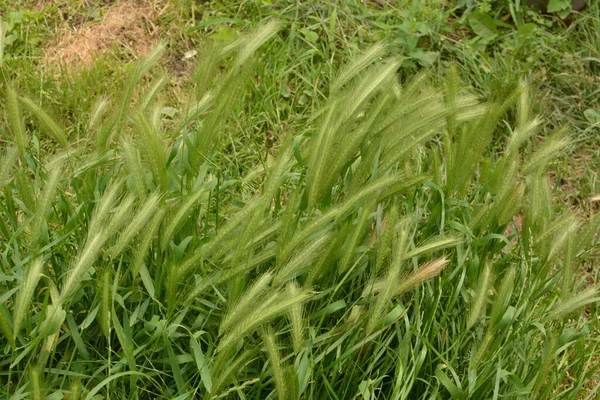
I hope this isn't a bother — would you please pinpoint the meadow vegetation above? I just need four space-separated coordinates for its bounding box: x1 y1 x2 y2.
0 1 598 398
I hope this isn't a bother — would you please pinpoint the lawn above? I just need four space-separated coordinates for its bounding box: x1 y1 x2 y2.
0 0 599 399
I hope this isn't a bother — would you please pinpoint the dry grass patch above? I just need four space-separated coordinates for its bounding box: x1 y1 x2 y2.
43 0 159 69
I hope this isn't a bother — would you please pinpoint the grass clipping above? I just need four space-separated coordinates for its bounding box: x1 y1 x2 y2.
43 1 158 69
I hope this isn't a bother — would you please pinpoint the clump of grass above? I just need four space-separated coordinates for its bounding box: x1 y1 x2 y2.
0 22 598 400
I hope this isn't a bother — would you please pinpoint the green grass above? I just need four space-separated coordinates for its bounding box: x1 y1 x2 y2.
0 0 599 398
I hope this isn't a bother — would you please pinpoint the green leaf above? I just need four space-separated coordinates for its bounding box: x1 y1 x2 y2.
547 0 571 13
467 12 498 40
191 335 213 392
411 49 439 66
66 313 90 360
84 372 150 400
515 23 536 45
297 349 311 397
112 305 136 372
312 300 346 319
435 366 463 398
164 333 185 393
584 108 600 125
300 28 318 43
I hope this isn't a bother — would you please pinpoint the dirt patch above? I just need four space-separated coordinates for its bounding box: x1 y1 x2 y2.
43 1 159 69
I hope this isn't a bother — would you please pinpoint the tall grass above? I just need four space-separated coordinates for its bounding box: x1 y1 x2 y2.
0 24 598 399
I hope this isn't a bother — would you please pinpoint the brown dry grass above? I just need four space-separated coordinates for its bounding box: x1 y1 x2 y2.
43 0 159 69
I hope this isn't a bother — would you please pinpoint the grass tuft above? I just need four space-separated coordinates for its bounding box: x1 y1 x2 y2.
0 8 598 399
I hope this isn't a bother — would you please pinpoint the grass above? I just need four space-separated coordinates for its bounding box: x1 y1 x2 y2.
0 0 599 398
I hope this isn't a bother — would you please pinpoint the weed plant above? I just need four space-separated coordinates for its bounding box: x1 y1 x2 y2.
0 22 599 399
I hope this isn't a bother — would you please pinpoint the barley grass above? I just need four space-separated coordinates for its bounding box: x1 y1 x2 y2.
0 21 598 400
